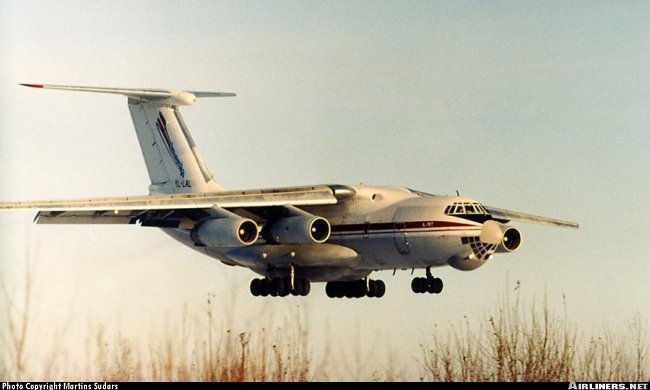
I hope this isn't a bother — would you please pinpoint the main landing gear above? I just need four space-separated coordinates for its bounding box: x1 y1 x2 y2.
411 267 443 294
325 279 385 298
249 277 311 297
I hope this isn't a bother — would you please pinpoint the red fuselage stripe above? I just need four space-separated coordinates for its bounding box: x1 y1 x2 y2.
330 220 478 236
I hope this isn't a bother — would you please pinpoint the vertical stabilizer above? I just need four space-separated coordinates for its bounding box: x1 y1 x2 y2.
128 102 223 194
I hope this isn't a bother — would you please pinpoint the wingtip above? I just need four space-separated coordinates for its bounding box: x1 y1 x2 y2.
19 83 44 88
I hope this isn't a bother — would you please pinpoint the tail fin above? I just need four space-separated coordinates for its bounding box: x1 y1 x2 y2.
20 84 233 194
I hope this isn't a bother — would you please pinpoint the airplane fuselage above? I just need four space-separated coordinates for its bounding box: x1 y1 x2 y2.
165 185 493 282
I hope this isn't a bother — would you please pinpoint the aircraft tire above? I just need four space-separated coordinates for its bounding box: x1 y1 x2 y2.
270 278 284 297
432 278 443 294
367 280 377 297
423 278 436 294
290 277 300 296
412 277 427 293
355 280 366 298
259 279 270 296
279 278 291 297
291 278 311 296
375 280 386 298
325 282 337 298
411 278 420 293
300 279 311 296
250 278 262 296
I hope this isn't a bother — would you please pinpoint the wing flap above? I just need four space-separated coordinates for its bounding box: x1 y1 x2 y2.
485 206 579 229
36 210 136 225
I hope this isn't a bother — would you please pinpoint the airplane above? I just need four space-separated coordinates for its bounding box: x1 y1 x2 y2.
0 84 579 299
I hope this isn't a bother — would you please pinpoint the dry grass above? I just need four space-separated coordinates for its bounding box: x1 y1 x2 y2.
420 287 648 382
1 256 312 382
86 322 311 382
62 296 312 382
2 254 647 381
2 305 312 381
0 246 38 380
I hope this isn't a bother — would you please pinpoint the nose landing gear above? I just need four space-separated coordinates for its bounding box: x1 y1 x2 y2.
411 267 443 294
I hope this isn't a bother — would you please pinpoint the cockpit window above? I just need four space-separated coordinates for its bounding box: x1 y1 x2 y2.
445 202 488 216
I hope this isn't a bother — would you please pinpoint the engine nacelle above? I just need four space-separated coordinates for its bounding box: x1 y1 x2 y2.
267 215 331 244
496 226 522 253
191 217 259 247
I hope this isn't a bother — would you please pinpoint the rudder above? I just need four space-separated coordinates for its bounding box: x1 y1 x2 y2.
128 101 223 194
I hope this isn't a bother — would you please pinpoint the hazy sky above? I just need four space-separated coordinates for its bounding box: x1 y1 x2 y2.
1 0 649 379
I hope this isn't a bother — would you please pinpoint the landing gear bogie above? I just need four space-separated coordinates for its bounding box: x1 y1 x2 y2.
411 267 443 294
250 277 310 297
325 279 385 299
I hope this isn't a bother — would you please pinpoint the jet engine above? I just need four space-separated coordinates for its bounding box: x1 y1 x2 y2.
191 217 259 247
496 225 522 252
267 215 331 244
481 220 523 253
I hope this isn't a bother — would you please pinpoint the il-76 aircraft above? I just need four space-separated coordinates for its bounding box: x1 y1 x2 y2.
0 84 578 299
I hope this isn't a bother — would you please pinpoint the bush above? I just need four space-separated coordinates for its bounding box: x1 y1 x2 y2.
420 288 648 382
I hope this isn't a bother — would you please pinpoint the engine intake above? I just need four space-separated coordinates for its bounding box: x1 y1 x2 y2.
497 226 522 252
267 215 331 244
191 217 259 247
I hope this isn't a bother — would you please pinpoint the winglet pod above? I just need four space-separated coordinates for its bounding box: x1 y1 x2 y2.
19 83 235 106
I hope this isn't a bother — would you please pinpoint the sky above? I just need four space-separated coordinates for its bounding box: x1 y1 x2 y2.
1 0 649 380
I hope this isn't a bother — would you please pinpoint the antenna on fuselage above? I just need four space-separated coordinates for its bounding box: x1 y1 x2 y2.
456 190 460 196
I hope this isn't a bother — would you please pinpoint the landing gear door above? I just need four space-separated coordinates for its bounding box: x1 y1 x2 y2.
394 222 411 255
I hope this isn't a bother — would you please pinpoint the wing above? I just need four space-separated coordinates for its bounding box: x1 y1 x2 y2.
484 206 579 229
0 185 352 227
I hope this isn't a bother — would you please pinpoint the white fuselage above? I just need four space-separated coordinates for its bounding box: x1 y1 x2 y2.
164 185 492 282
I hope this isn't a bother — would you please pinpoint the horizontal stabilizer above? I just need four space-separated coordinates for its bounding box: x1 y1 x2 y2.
19 83 235 106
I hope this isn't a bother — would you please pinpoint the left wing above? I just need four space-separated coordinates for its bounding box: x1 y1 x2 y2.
0 185 348 226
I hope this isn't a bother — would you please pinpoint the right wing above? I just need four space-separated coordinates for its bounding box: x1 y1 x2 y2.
0 185 351 227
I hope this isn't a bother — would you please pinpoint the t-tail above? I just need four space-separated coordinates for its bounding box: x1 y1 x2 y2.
20 83 233 194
